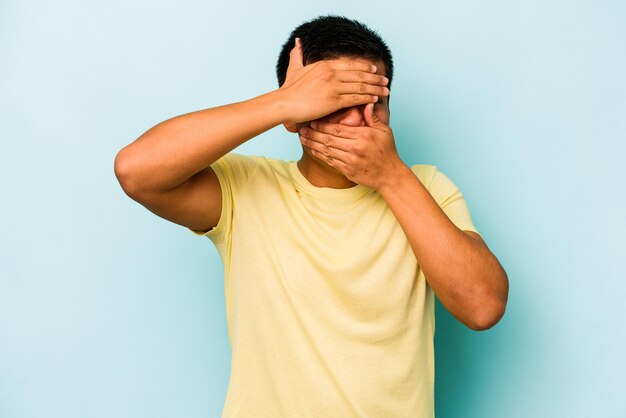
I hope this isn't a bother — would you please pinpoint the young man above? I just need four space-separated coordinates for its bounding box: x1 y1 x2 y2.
115 15 508 418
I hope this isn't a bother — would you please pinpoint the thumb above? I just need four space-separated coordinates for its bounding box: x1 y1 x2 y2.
364 102 384 128
286 37 304 73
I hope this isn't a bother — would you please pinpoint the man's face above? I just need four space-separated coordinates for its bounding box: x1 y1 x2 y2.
295 58 390 133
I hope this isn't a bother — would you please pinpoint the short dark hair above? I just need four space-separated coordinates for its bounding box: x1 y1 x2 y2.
276 15 394 90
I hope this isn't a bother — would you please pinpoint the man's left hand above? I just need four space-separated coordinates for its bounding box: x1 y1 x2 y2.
298 103 405 191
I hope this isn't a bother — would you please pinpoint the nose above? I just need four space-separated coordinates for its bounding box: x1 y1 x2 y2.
325 105 366 127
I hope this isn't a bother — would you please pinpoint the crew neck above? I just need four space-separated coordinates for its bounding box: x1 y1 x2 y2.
288 160 371 201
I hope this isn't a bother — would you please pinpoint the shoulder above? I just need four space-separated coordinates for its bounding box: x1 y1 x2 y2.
215 153 271 175
220 152 266 167
217 153 292 184
409 163 465 202
221 153 288 168
408 164 439 191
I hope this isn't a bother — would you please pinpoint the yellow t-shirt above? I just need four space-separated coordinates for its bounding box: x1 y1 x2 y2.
190 153 479 418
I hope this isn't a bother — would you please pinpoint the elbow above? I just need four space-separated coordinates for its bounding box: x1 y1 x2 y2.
469 270 509 331
469 300 507 331
114 149 140 197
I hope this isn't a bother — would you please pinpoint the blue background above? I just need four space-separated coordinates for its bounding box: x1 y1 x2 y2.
1 1 625 417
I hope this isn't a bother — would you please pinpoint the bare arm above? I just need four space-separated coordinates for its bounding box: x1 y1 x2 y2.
298 101 508 331
113 91 287 196
113 38 389 232
377 166 509 331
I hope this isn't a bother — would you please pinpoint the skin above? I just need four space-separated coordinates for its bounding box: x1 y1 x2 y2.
115 37 508 330
114 38 390 232
284 40 509 331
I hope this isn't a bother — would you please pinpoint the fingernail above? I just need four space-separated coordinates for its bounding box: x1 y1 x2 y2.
310 122 318 129
371 65 377 72
383 76 389 85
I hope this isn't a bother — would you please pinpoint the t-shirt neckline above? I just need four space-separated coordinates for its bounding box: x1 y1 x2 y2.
288 160 371 201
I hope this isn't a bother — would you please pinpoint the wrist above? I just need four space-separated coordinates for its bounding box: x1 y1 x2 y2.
374 159 414 195
268 87 297 124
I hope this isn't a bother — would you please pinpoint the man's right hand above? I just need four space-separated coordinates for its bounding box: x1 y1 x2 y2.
278 38 390 124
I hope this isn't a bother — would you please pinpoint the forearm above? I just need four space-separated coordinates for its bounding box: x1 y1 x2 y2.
377 163 508 330
115 89 288 194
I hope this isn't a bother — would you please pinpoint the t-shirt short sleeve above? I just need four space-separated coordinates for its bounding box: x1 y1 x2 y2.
413 164 481 237
188 153 260 249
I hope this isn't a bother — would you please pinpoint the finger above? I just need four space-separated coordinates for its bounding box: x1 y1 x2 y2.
300 126 352 151
325 58 378 73
364 102 379 127
337 82 389 98
338 93 380 108
336 70 389 87
307 122 358 140
309 146 350 175
300 136 350 164
287 37 304 72
364 102 390 129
